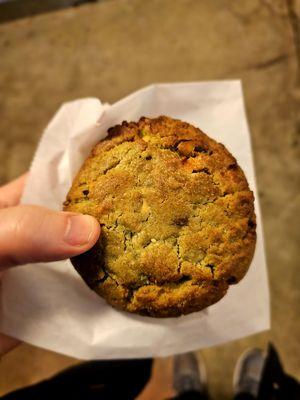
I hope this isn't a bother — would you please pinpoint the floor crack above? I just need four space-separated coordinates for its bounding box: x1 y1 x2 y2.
286 0 300 83
250 53 290 69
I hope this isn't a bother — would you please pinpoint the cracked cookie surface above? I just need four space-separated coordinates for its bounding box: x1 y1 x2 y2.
64 116 256 317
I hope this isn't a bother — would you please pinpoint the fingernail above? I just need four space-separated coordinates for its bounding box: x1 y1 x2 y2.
64 215 96 246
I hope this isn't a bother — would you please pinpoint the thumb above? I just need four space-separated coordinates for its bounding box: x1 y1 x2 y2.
0 205 100 269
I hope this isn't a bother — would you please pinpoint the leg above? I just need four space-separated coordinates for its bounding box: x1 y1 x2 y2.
258 344 300 400
233 344 300 400
1 358 153 400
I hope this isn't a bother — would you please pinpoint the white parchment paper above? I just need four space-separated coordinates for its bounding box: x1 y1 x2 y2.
0 82 270 360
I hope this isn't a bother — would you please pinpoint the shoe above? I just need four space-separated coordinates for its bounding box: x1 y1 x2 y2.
173 352 208 397
234 344 300 400
233 348 266 398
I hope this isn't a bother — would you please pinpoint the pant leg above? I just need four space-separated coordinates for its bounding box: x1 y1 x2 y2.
258 345 300 400
1 359 153 400
172 390 210 400
233 394 255 400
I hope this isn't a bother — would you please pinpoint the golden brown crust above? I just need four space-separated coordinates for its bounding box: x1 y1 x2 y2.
64 116 256 317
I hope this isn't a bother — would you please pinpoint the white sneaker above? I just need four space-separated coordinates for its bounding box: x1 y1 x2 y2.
233 348 266 398
173 352 208 397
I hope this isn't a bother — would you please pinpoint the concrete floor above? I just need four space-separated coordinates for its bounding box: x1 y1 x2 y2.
0 0 299 399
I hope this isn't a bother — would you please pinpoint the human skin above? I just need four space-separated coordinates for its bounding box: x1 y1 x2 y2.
0 174 100 357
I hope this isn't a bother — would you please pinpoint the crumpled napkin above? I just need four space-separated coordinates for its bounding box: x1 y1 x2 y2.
0 81 270 359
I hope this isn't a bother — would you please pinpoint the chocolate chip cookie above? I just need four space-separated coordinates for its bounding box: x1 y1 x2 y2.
64 116 256 317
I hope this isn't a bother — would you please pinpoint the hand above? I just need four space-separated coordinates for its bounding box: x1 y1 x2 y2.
0 174 100 356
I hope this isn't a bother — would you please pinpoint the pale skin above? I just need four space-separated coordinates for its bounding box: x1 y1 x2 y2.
0 174 101 357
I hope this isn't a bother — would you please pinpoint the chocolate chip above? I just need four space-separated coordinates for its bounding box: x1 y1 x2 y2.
194 146 207 153
228 163 237 170
82 190 89 196
139 308 151 316
169 139 191 152
173 217 188 226
248 219 256 229
206 264 216 277
177 275 191 284
227 276 237 284
145 155 152 160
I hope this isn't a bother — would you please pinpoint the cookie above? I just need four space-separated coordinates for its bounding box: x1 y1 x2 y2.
64 116 256 317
